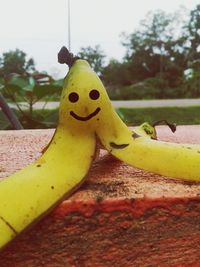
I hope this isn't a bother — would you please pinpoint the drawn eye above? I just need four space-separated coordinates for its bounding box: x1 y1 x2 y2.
68 92 79 103
89 89 100 100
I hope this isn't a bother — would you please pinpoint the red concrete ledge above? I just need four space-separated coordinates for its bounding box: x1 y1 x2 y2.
0 126 200 266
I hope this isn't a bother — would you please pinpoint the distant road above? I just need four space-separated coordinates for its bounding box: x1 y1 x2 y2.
8 99 200 110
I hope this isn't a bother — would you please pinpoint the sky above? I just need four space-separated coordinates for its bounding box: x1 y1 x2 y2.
0 0 200 78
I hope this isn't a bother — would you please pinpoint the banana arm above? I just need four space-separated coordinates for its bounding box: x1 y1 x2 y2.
0 126 96 249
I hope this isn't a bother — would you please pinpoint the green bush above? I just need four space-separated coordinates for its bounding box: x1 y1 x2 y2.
0 74 63 129
1 109 59 130
107 76 186 100
107 82 162 100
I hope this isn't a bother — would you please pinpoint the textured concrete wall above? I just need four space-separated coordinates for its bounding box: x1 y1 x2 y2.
0 126 200 266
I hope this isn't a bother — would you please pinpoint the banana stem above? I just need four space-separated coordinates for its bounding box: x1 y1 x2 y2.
152 120 176 133
57 46 79 67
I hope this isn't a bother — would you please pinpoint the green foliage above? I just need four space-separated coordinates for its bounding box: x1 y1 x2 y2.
0 109 59 130
102 59 132 86
187 5 200 63
107 75 185 100
102 5 200 100
0 48 64 129
107 83 152 100
182 69 200 98
0 49 35 76
123 9 187 83
77 45 105 75
0 73 63 128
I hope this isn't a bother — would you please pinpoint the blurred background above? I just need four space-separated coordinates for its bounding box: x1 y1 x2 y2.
1 0 200 129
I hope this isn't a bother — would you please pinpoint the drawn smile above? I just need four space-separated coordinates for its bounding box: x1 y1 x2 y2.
70 107 101 121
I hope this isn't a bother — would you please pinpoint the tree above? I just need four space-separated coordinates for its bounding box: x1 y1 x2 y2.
0 49 35 77
187 5 200 68
102 59 132 86
121 9 188 85
77 45 105 75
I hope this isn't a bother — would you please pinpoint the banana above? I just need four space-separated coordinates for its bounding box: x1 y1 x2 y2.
0 55 97 249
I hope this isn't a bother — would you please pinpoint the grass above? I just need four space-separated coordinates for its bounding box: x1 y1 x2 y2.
117 106 200 126
1 106 200 130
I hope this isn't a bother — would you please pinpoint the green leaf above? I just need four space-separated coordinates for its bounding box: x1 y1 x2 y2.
0 77 5 86
42 110 58 127
8 74 29 88
52 79 64 87
4 84 21 93
33 85 61 99
23 84 34 92
23 76 36 91
29 76 36 87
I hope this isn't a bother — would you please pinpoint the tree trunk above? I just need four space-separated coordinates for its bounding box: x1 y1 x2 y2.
0 93 23 130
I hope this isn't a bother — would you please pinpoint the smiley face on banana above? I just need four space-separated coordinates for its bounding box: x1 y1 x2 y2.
59 59 134 150
59 60 104 127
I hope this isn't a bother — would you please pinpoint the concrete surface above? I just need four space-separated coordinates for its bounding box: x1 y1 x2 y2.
0 126 200 266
